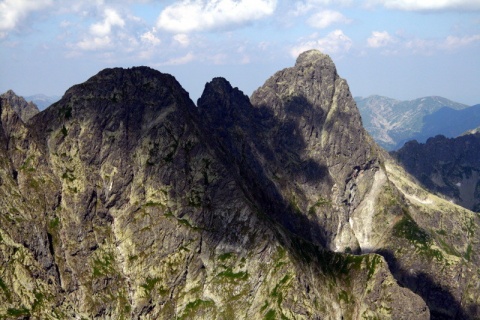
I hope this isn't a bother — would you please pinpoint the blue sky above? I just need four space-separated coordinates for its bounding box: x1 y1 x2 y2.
1 0 479 105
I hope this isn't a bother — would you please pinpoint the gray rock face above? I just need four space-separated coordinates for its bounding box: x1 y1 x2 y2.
0 52 478 319
1 90 39 122
392 133 480 212
249 50 380 252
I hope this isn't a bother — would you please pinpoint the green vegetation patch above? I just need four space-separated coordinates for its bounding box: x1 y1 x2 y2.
49 217 60 230
0 277 11 302
366 255 381 280
92 252 115 277
271 274 291 306
143 201 165 208
141 277 160 296
218 252 234 261
338 290 352 304
465 244 473 261
31 291 45 311
217 267 248 280
179 299 214 320
393 215 429 245
264 309 276 320
393 215 444 261
7 307 30 317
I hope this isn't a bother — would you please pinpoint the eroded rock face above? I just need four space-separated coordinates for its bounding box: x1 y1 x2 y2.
1 90 39 122
0 52 477 319
392 134 480 212
249 50 380 252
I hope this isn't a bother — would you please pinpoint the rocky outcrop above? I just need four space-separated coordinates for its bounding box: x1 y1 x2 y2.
0 51 478 319
1 90 39 122
392 133 480 212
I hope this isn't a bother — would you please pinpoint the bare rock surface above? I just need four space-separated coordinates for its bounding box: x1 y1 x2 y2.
0 51 477 319
1 90 39 122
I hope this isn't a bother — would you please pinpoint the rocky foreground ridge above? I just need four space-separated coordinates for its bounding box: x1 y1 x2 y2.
0 50 478 319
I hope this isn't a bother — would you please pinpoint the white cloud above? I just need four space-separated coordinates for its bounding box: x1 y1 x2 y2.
90 8 125 37
373 0 480 11
294 0 352 16
173 33 190 47
401 33 480 54
158 52 195 66
77 36 112 51
291 29 353 57
442 34 480 49
307 10 351 29
141 30 161 46
74 7 126 51
367 31 394 48
156 0 277 33
0 0 52 37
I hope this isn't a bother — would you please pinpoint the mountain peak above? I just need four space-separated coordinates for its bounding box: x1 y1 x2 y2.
295 49 333 68
1 89 39 122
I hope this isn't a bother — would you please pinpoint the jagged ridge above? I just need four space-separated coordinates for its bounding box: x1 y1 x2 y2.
0 51 478 319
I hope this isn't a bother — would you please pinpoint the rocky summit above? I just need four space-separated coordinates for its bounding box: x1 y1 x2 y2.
1 90 39 122
0 50 478 319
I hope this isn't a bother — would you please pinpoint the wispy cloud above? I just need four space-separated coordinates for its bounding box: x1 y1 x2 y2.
90 8 125 37
442 34 480 49
0 0 52 38
291 29 353 57
157 52 195 66
141 29 161 46
367 31 394 48
368 32 480 55
156 0 277 33
173 33 190 47
371 0 480 11
294 0 353 16
75 7 126 51
307 10 351 29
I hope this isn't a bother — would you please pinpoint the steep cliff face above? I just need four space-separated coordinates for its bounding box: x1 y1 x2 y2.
248 50 381 253
392 133 480 212
0 51 478 319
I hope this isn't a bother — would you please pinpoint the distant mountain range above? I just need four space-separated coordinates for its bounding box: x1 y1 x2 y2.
24 93 60 110
355 95 480 150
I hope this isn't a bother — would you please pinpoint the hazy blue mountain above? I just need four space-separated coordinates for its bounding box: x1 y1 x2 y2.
24 93 60 110
355 95 468 150
402 104 480 146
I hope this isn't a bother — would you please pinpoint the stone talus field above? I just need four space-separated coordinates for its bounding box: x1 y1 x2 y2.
0 50 478 319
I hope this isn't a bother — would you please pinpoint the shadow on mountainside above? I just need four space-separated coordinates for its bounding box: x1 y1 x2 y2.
194 79 477 318
378 249 476 320
197 79 333 248
18 67 476 318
